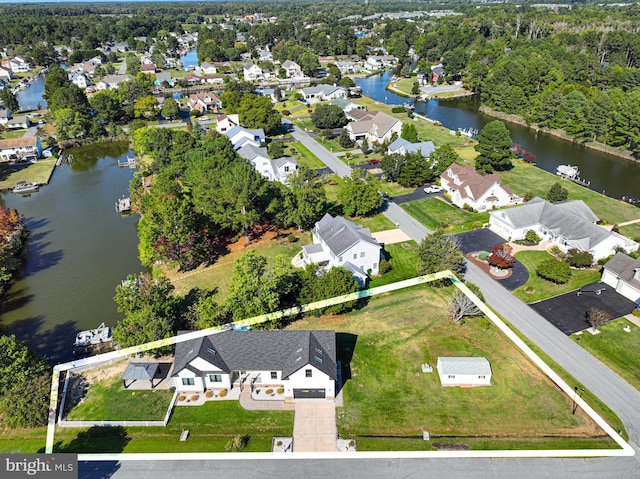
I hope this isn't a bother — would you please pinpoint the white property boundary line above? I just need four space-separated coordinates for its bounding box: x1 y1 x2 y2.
47 271 635 459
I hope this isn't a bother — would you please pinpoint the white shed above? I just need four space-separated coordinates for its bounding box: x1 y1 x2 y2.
437 357 492 387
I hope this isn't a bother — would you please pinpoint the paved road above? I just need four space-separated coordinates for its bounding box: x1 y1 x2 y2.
465 261 640 450
285 120 352 178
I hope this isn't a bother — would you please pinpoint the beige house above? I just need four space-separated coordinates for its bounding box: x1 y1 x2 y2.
345 111 402 145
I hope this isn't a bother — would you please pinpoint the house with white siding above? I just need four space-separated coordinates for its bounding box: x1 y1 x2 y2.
601 252 640 304
225 125 265 149
95 74 133 91
170 329 337 400
297 213 382 285
9 56 31 73
215 113 240 133
440 164 521 211
236 143 298 184
300 84 346 103
0 137 42 162
489 197 639 261
387 138 435 157
281 60 305 79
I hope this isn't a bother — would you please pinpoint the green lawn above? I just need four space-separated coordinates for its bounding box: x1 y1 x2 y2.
162 228 311 297
500 160 640 240
54 400 294 453
288 141 326 168
572 317 640 392
66 364 174 421
369 241 418 288
512 250 603 303
1 129 29 139
288 287 615 450
352 213 396 233
401 197 490 233
0 158 56 190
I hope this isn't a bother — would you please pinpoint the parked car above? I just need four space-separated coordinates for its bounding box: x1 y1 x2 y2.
424 185 443 194
367 159 381 165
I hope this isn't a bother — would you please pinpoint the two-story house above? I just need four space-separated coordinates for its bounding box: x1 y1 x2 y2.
345 110 402 145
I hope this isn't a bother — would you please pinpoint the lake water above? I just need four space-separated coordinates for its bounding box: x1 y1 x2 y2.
16 74 47 111
356 73 640 200
179 48 198 70
0 142 142 364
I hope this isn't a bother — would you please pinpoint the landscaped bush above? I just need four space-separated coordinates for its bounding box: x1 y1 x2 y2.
566 249 594 268
515 229 541 246
219 389 227 397
205 391 214 398
378 259 392 274
536 258 571 284
277 388 284 394
487 244 515 269
178 395 186 401
282 110 291 116
266 389 274 395
391 106 405 113
225 434 249 452
477 251 490 261
191 395 199 401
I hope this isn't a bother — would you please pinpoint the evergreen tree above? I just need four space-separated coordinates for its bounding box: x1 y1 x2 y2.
474 120 514 173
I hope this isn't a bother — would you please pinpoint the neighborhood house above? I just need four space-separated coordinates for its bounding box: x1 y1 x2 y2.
440 164 522 211
171 329 337 400
345 110 403 145
489 197 639 261
436 357 492 387
0 137 42 162
601 252 640 304
297 213 382 285
387 138 436 157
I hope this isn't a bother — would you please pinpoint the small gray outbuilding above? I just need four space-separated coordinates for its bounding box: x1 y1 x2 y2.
436 357 492 387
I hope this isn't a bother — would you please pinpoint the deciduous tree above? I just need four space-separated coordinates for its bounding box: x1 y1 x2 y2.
311 104 347 130
416 231 464 280
337 169 382 217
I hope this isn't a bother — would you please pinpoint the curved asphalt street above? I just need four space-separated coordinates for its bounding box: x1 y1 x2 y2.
79 123 640 478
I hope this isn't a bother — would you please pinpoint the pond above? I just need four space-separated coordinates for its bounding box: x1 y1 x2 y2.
0 142 143 364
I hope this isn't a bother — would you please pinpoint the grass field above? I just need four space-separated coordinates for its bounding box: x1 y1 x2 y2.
369 241 419 287
352 213 396 233
513 250 603 303
500 160 640 240
0 158 56 190
287 286 615 450
288 141 326 168
65 362 174 421
572 317 640 392
401 197 489 233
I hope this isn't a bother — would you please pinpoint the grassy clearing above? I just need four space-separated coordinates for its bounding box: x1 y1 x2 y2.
0 158 56 190
513 250 602 303
1 129 29 139
351 213 396 233
500 160 640 240
288 287 614 450
369 242 418 288
161 228 311 297
572 317 640 392
401 197 489 233
388 77 416 97
66 364 174 421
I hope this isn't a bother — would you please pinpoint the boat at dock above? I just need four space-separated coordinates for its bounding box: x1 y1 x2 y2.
457 127 478 139
74 322 112 348
12 181 40 194
556 164 591 187
118 155 136 169
115 196 131 213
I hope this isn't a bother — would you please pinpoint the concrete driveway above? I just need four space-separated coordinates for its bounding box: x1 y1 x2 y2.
452 229 529 291
372 228 412 245
530 282 637 335
293 400 337 452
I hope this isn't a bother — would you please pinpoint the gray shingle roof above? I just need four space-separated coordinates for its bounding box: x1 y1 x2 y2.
604 252 640 289
438 357 491 375
496 197 609 250
172 330 337 380
313 213 380 257
387 138 435 156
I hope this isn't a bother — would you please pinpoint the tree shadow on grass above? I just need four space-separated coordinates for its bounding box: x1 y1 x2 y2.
53 426 131 454
336 332 357 395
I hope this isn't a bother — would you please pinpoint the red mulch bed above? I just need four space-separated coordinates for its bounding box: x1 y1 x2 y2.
466 253 513 280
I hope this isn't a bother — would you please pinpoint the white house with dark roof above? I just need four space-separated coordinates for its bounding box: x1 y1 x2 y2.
440 163 521 211
170 330 337 400
243 62 271 81
298 213 382 285
9 56 31 73
69 71 89 89
236 143 298 184
601 252 640 304
225 125 266 149
345 110 402 145
489 197 639 261
331 97 365 113
437 357 492 387
387 138 436 157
